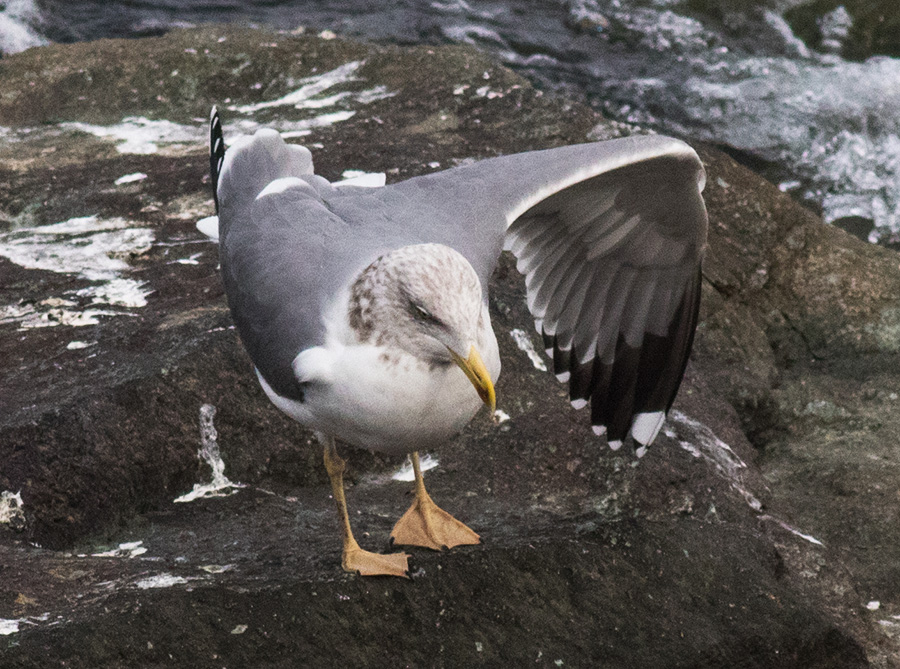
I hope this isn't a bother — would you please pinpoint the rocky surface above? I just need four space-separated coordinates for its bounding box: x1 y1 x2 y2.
0 26 898 667
783 0 900 60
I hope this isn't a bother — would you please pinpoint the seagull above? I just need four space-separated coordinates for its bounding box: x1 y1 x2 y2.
201 107 707 577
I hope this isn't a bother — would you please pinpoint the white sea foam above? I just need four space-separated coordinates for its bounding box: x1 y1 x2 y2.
135 574 189 589
510 328 548 371
392 454 440 482
114 172 148 185
667 410 761 512
0 0 47 55
0 618 22 636
228 61 394 114
0 215 153 329
174 404 244 503
91 541 148 558
61 117 202 155
671 57 900 237
0 491 25 528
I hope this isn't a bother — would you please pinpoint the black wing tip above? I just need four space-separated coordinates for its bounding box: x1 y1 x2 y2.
591 417 660 458
549 266 702 456
209 106 225 214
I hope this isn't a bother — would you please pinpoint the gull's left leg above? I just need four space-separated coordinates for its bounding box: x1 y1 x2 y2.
390 451 480 550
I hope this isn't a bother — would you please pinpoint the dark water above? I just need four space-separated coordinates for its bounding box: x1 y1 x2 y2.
3 0 900 240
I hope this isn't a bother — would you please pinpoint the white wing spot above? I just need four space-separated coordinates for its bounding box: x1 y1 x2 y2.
630 411 666 446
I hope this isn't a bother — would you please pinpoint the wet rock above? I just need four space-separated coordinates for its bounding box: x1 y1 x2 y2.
834 214 875 242
0 25 896 667
785 0 900 60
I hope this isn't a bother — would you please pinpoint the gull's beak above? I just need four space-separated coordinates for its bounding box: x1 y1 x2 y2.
449 345 496 414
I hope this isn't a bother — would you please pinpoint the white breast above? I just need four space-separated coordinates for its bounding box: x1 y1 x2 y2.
258 303 500 456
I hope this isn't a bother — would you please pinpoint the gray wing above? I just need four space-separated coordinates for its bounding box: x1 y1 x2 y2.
215 125 376 400
388 136 708 450
212 120 448 400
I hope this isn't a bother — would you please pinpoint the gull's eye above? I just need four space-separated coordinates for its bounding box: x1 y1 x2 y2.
412 303 433 321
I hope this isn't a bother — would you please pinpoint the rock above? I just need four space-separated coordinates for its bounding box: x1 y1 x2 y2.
0 25 896 666
785 0 900 60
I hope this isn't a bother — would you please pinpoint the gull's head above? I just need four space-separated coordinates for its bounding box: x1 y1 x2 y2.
348 243 495 411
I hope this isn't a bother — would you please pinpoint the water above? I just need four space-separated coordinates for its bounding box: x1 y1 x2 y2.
0 215 154 329
173 404 244 503
3 0 899 240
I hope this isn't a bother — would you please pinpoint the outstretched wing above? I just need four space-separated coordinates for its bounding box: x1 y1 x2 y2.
393 136 708 453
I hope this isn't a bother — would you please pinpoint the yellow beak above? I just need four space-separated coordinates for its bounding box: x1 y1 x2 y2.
449 345 496 414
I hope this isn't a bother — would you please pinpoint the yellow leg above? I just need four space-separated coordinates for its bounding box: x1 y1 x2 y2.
390 452 481 551
322 437 410 577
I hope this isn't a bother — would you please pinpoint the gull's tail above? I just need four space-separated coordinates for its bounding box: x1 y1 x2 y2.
210 106 225 215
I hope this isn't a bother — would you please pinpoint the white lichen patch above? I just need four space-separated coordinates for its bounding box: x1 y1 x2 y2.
510 328 548 371
0 491 25 529
174 404 244 503
392 454 440 482
863 307 900 354
134 574 189 590
474 85 503 99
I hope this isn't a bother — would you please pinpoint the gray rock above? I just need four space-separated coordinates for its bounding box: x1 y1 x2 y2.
0 25 896 667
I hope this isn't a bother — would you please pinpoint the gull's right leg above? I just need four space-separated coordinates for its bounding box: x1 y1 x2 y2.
321 435 410 578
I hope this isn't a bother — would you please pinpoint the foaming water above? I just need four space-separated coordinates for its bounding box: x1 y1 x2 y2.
0 215 154 329
174 404 244 503
0 0 46 54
